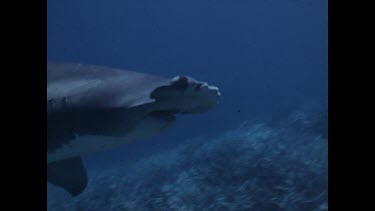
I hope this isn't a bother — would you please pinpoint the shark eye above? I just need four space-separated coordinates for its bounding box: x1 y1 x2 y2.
194 85 200 92
172 76 189 89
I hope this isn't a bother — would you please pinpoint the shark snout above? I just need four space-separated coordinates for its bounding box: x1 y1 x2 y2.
185 81 220 113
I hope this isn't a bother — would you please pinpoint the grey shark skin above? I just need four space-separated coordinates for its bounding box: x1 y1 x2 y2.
47 62 220 196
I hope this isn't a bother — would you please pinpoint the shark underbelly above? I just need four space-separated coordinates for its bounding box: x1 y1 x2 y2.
47 115 174 164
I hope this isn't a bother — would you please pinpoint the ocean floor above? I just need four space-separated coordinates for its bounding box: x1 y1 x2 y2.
47 105 328 211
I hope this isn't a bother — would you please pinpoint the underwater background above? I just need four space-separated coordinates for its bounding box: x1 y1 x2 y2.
47 0 327 210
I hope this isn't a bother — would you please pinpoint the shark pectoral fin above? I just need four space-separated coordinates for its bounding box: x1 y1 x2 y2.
47 156 88 197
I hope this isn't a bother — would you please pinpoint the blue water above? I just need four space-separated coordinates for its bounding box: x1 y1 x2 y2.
47 0 327 210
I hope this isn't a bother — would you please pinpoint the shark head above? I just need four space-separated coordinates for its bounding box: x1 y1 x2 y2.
150 75 220 114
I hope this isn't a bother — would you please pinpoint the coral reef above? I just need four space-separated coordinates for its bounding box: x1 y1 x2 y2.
48 106 327 211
